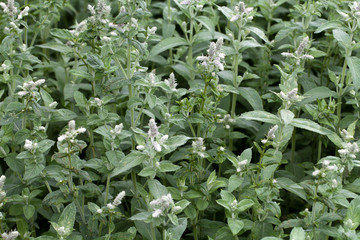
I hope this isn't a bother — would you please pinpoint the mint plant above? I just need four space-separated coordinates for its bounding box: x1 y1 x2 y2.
1 0 360 239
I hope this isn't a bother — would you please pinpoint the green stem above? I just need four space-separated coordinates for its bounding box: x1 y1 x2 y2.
317 137 322 162
75 199 86 223
151 223 156 240
229 52 239 151
192 223 198 240
197 81 209 137
104 175 111 205
188 9 194 66
291 128 296 165
67 153 73 193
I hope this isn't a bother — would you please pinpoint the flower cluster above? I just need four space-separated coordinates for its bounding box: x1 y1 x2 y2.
164 73 177 92
218 114 235 129
338 142 359 159
0 1 30 34
1 229 19 240
57 120 86 143
312 159 340 178
110 123 123 138
90 97 103 107
144 119 168 153
0 175 6 205
147 26 157 37
349 1 360 19
236 159 248 172
230 2 254 22
196 38 225 73
281 36 314 65
340 129 354 141
24 139 38 153
107 191 126 210
261 125 278 145
17 79 45 98
180 0 204 9
86 0 114 37
150 193 180 218
70 20 87 37
192 137 206 158
338 1 360 22
55 226 67 237
279 88 300 106
0 0 17 16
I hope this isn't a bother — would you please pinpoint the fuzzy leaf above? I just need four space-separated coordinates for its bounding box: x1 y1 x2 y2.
239 87 263 110
228 218 244 235
150 37 187 57
110 151 147 178
289 227 305 240
240 111 280 125
346 56 360 90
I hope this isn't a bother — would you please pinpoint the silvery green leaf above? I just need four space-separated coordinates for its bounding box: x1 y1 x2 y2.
280 109 294 126
240 111 280 125
289 227 305 240
228 218 244 235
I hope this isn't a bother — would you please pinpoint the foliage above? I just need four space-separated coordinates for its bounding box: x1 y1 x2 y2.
0 0 360 239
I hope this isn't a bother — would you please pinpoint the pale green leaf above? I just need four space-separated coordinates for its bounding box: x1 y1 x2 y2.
150 37 188 57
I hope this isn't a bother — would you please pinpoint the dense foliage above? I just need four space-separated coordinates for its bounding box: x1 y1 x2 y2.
1 0 360 239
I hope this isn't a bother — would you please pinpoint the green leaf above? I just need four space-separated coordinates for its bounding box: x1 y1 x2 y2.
58 202 76 236
260 164 278 181
333 29 351 49
228 218 244 235
51 109 77 122
40 89 54 106
148 179 168 199
37 139 55 153
239 87 263 110
158 162 181 172
106 150 125 167
280 109 294 126
228 175 243 192
168 218 187 240
175 200 190 211
196 16 215 35
74 91 87 107
23 205 35 220
261 237 283 240
51 28 74 40
240 111 280 125
239 40 262 50
277 177 307 201
346 56 360 90
5 102 24 112
70 69 93 80
24 163 45 180
218 6 233 20
301 87 337 104
237 199 254 212
315 21 344 33
289 227 305 240
149 37 188 57
130 212 152 221
86 54 104 70
168 213 179 225
138 167 156 178
37 42 72 53
290 118 332 135
110 151 147 178
345 196 360 228
246 26 270 44
164 135 190 153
